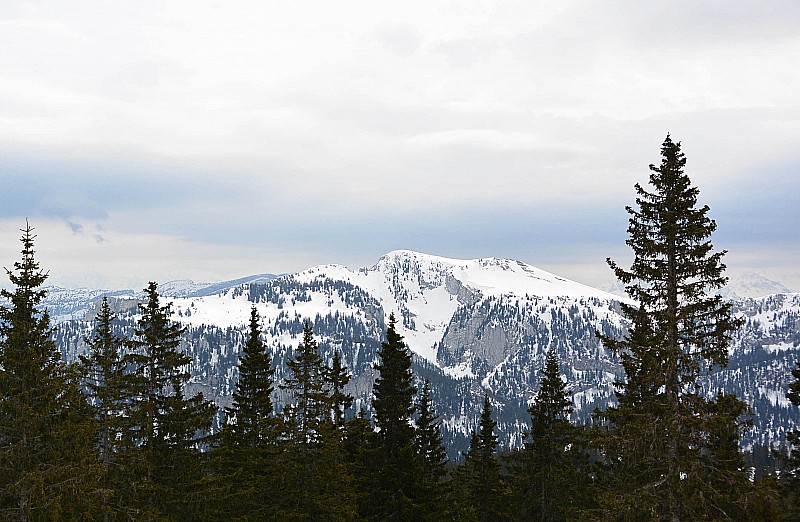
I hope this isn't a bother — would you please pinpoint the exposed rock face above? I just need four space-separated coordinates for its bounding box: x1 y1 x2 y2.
42 251 800 455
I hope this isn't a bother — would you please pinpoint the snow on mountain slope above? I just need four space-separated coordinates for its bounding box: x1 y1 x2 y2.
40 250 800 453
43 287 137 322
723 271 793 299
165 250 623 364
374 250 620 300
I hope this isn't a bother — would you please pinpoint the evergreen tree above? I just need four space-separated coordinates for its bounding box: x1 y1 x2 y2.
509 348 586 521
365 313 419 520
224 305 275 448
122 282 216 519
530 348 573 435
273 321 356 520
326 350 353 431
455 394 504 522
781 360 800 518
0 223 101 520
412 379 448 520
789 360 800 410
597 135 751 520
373 313 417 453
210 305 279 520
344 409 379 519
80 297 129 519
281 320 328 444
415 379 447 483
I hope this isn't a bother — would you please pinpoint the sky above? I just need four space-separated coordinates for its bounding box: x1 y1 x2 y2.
1 1 799 292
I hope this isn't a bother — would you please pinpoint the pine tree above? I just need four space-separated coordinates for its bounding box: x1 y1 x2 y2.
530 348 573 435
598 135 750 520
79 297 129 519
415 379 447 483
0 223 102 520
326 350 353 431
210 305 278 519
281 320 328 444
273 321 357 520
456 394 504 522
366 313 419 520
122 282 216 518
373 313 417 453
344 409 379 519
781 360 800 518
224 305 275 448
509 348 585 521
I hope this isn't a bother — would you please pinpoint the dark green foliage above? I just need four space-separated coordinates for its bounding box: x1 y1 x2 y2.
363 313 421 520
508 349 589 521
327 350 352 431
81 298 128 463
373 313 417 452
342 408 378 517
597 135 753 520
0 224 102 520
453 394 504 522
80 296 129 519
281 320 329 444
530 349 573 432
413 379 448 519
208 305 279 519
269 320 358 520
224 305 275 448
781 360 800 518
4 196 798 520
789 360 800 406
415 379 447 482
121 282 217 519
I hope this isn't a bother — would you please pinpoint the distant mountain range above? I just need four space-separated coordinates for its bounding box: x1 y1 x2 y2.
603 270 792 300
44 250 800 456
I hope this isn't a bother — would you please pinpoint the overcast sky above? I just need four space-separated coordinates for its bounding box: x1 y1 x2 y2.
1 1 799 291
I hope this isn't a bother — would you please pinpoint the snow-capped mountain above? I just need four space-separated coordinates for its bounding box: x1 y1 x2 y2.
43 273 279 322
723 271 793 299
604 270 794 300
44 250 800 455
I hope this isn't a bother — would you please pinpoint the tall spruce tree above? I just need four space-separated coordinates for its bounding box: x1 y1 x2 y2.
782 360 800 518
373 313 416 453
275 321 356 520
415 379 447 484
224 305 275 448
597 135 750 520
509 348 585 521
211 305 277 519
367 313 419 520
122 282 216 519
326 350 353 431
0 223 101 520
456 394 504 522
281 320 328 444
80 297 129 519
413 379 448 519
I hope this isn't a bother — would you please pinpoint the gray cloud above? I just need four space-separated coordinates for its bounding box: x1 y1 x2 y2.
67 221 83 234
0 1 798 290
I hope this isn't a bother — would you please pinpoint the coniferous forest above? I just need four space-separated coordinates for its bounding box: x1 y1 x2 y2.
2 136 800 520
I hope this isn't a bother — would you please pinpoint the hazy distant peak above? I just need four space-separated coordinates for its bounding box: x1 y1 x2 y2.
721 271 793 299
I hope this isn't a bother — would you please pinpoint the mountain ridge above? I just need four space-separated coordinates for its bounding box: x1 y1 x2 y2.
39 249 800 455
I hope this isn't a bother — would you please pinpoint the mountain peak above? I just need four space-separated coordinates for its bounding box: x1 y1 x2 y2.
373 250 620 300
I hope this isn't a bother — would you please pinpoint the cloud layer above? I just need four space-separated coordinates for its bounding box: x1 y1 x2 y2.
1 1 798 290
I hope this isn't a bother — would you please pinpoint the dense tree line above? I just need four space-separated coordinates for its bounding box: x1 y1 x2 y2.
2 136 800 520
